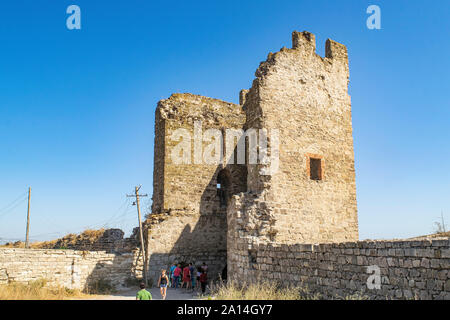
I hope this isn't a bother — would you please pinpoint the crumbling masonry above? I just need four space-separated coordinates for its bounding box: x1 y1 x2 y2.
146 31 358 282
0 31 448 298
144 32 450 299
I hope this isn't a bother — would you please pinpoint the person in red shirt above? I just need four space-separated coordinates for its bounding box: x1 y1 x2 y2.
199 269 208 294
181 264 191 290
173 264 182 289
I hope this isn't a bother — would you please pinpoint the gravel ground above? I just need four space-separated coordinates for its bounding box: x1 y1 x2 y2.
81 286 206 300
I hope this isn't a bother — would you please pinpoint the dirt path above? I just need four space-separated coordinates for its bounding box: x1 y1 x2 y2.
82 287 205 300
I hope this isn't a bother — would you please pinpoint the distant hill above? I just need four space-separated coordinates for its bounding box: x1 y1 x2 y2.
0 228 138 252
406 232 450 241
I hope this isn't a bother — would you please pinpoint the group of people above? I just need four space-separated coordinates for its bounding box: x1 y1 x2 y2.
136 262 209 300
169 262 209 294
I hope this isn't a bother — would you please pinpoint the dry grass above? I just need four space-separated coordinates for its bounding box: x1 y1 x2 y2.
80 229 105 239
0 228 106 249
208 281 372 300
0 279 91 300
337 292 370 300
209 281 319 300
85 278 117 295
0 241 26 248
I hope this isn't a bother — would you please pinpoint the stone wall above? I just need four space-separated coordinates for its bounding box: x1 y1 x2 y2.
0 248 140 290
32 228 138 253
143 211 228 283
228 192 450 300
227 236 450 300
238 31 358 244
140 31 450 300
147 93 248 281
152 93 247 214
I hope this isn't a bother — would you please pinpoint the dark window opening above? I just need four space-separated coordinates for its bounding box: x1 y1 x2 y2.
248 250 257 269
217 183 227 207
221 264 227 280
217 169 231 208
309 158 322 181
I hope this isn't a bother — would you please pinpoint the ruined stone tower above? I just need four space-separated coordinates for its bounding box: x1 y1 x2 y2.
146 31 358 282
146 94 247 280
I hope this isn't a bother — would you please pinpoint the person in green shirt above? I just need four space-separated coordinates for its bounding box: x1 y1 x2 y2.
136 282 152 300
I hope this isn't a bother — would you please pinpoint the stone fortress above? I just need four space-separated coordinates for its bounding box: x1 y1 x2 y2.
1 31 448 299
145 30 358 279
142 31 450 299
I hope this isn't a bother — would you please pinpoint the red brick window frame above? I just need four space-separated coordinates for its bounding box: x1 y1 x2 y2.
306 153 324 181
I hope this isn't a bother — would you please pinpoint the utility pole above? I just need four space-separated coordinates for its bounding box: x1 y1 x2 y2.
127 186 148 285
441 210 446 233
25 187 31 248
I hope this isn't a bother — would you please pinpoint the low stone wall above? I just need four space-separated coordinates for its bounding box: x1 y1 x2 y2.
228 239 450 300
0 248 140 290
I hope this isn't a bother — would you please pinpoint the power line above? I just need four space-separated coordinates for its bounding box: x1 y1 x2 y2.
3 191 141 243
82 199 133 231
0 237 24 243
101 198 132 227
28 196 135 241
0 192 28 218
0 198 28 219
28 231 65 239
0 192 28 213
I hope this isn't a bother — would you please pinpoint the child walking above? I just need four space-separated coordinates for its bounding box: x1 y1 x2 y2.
199 270 208 294
136 282 152 300
157 269 169 300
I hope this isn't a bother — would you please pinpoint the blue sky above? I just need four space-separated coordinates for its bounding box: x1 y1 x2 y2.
0 0 449 243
